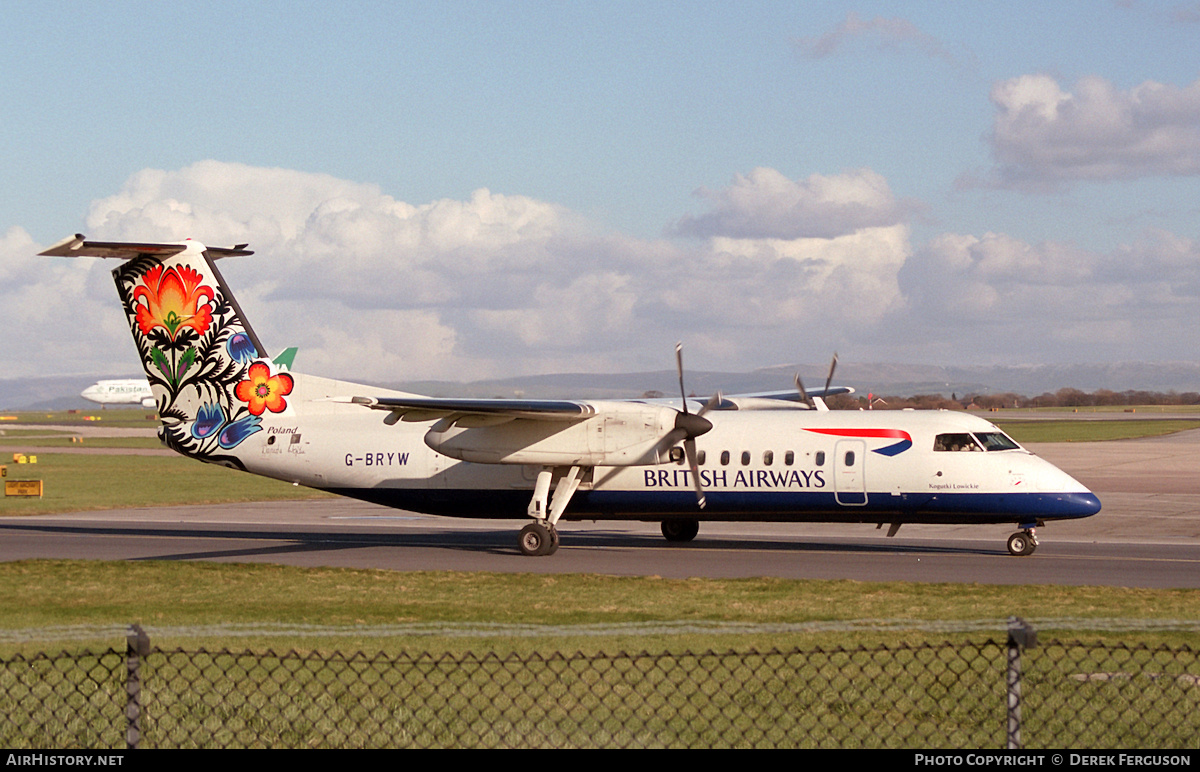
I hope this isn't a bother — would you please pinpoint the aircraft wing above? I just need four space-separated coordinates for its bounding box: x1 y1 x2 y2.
660 386 855 412
349 386 856 423
349 396 595 423
735 387 855 402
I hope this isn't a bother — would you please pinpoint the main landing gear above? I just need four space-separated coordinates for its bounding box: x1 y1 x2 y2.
519 521 560 556
661 518 699 543
518 465 584 556
1006 528 1038 556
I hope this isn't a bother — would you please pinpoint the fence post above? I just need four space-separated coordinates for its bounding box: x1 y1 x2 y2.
1006 617 1037 749
125 624 151 749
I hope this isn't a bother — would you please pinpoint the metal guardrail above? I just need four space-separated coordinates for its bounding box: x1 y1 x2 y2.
1 619 1196 748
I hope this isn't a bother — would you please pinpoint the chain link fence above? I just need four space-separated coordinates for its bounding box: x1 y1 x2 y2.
1 620 1197 748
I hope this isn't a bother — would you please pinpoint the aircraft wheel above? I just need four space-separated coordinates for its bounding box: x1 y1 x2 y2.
661 518 700 543
519 522 555 556
1007 531 1037 557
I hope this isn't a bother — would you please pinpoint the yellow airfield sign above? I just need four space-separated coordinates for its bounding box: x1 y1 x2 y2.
4 480 43 497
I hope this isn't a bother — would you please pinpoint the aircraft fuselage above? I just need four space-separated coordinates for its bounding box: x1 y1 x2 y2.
221 375 1098 528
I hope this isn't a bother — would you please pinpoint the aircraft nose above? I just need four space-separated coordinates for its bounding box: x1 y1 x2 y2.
1062 491 1102 518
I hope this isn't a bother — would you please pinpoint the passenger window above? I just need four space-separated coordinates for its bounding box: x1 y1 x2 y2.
697 450 706 465
844 450 855 466
815 451 825 466
720 451 730 466
741 451 751 466
763 450 773 466
784 450 794 466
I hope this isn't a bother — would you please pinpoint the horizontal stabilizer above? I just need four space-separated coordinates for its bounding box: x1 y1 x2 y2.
38 234 253 260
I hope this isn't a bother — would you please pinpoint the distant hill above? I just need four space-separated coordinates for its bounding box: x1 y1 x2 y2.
5 361 1200 410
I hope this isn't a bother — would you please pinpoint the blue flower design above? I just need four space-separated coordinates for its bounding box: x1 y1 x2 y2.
218 414 263 449
227 332 257 364
191 403 227 440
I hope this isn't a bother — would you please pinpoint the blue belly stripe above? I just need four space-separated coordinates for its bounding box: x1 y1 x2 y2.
323 487 1101 523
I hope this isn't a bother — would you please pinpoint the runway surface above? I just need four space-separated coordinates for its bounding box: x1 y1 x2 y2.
3 429 1200 587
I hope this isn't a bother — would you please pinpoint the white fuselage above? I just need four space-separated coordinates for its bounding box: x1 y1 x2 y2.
213 373 1098 526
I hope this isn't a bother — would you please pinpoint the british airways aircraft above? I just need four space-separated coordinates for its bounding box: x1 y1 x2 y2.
42 234 1100 557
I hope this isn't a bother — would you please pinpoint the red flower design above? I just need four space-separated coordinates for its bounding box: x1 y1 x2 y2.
235 362 294 416
133 264 215 340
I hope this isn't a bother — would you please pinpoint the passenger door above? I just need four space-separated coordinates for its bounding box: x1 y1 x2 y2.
834 440 867 506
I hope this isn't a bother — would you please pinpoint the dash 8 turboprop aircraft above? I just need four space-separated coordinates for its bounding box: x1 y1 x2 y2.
43 234 1100 556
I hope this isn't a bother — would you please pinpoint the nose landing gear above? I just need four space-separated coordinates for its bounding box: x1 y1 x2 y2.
1006 528 1038 556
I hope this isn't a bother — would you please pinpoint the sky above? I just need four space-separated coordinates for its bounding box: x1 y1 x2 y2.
3 1 1200 384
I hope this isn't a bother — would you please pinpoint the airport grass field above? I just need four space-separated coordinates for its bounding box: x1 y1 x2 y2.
1 410 1198 657
2 560 1198 655
992 417 1200 442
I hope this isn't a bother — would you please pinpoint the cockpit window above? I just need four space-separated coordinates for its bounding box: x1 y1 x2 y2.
933 433 981 452
973 432 1020 451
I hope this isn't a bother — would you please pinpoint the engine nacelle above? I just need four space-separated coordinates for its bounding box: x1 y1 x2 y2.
424 402 680 466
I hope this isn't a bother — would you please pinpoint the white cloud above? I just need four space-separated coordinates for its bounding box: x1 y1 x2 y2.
85 161 395 243
55 161 928 381
985 74 1200 188
899 230 1200 361
0 226 137 379
21 160 1200 386
671 167 917 240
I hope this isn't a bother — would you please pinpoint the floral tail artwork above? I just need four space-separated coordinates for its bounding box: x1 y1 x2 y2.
110 241 294 468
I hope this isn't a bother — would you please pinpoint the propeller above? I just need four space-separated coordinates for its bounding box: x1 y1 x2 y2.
795 352 838 411
672 343 716 509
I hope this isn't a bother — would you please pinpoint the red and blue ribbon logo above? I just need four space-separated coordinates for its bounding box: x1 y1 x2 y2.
804 428 913 457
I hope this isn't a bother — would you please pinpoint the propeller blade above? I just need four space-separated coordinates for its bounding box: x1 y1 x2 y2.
697 390 722 417
684 438 706 509
794 372 815 409
822 352 839 399
675 342 689 414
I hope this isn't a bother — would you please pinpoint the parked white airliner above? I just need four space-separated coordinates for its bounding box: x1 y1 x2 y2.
81 378 154 407
42 234 1100 556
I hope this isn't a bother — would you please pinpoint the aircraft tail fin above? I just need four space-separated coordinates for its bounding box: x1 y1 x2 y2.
41 235 290 465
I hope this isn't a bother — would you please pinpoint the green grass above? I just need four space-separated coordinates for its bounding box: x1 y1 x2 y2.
1 561 1197 654
996 419 1200 443
0 435 164 449
1 564 1197 748
0 410 160 428
0 562 1196 749
1 452 332 516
